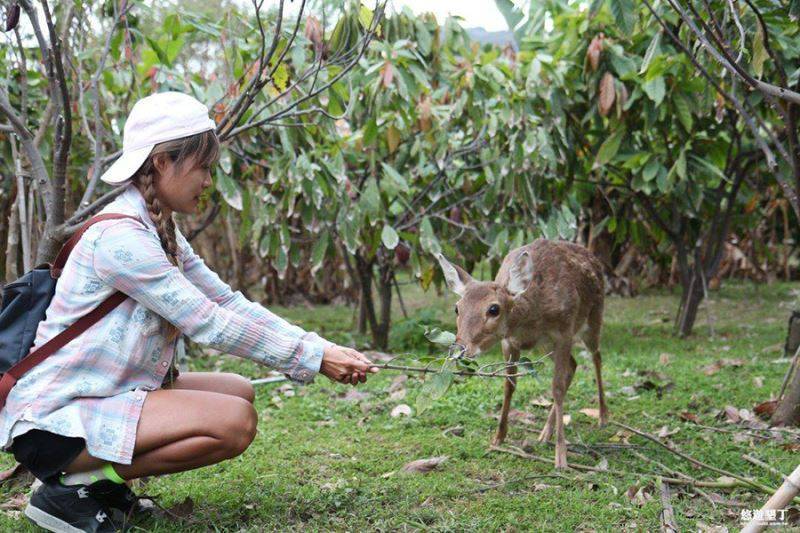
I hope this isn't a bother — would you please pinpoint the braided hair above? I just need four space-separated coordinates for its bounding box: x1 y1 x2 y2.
131 130 219 340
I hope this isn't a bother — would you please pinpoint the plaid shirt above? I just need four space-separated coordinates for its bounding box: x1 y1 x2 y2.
0 185 331 464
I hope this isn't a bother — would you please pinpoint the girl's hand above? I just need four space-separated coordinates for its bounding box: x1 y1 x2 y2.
320 345 379 385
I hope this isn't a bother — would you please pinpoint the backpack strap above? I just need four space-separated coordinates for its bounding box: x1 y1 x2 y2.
0 213 143 411
51 213 143 278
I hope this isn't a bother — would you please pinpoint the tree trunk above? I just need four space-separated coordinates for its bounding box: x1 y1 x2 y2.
374 261 393 350
772 367 800 426
5 201 20 284
355 254 381 346
675 269 704 337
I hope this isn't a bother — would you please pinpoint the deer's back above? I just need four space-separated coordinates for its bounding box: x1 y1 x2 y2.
497 239 604 334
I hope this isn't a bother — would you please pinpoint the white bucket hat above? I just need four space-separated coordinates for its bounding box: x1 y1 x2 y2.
99 91 217 184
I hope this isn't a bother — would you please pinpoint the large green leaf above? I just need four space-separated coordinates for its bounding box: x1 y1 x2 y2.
609 0 636 35
594 127 626 168
642 76 665 106
419 217 441 255
215 168 242 211
381 224 399 250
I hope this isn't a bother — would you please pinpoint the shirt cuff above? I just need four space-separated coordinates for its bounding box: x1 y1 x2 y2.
286 340 325 384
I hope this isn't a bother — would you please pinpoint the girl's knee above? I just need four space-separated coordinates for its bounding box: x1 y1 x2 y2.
225 373 255 403
221 398 257 457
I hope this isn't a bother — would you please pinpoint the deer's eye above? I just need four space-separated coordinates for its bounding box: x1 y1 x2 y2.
454 305 459 315
487 304 500 317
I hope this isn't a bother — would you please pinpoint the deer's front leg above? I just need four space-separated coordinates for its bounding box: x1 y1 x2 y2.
552 343 577 469
492 340 520 446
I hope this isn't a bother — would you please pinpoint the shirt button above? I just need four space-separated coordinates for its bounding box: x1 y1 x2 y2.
161 361 168 367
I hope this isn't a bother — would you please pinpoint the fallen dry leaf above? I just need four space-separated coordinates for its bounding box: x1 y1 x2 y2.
679 412 700 424
562 414 572 426
0 493 27 511
753 376 764 388
442 426 464 437
342 390 370 402
0 464 31 488
530 396 552 408
609 429 633 444
782 443 800 452
625 484 653 507
722 405 741 423
507 409 538 426
401 456 448 474
389 389 407 401
388 374 407 393
753 400 778 419
276 384 295 397
659 353 672 365
657 425 680 438
703 358 746 376
579 408 601 420
390 404 412 418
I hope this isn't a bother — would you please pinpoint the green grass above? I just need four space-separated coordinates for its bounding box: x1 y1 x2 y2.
2 281 799 531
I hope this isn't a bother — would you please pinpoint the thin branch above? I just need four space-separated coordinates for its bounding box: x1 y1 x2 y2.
609 421 774 494
664 0 800 105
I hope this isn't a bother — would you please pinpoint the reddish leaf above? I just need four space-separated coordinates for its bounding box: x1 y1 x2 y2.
587 33 604 72
380 61 394 89
679 412 700 423
598 72 616 117
753 400 778 419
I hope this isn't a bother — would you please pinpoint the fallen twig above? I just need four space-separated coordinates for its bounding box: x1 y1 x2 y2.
489 445 747 490
658 478 679 533
609 421 775 495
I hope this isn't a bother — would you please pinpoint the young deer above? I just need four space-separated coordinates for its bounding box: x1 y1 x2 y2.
437 239 606 468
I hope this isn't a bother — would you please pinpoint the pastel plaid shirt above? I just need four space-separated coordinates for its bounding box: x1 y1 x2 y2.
0 185 331 464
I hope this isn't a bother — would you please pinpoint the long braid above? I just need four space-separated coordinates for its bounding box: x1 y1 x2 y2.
139 169 179 266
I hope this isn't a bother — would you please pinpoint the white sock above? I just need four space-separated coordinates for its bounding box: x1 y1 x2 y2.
60 463 125 486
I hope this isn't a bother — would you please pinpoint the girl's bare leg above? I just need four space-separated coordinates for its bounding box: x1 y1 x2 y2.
164 371 255 403
65 375 259 479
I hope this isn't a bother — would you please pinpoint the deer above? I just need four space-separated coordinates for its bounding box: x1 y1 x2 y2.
436 239 606 468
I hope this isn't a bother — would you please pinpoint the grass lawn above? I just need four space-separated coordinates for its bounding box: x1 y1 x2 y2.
2 280 799 531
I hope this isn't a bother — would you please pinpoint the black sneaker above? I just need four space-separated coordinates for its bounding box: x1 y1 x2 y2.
88 481 151 519
24 480 120 532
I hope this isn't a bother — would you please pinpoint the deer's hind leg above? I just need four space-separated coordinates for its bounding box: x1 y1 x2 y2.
538 348 577 444
492 340 520 446
581 306 607 426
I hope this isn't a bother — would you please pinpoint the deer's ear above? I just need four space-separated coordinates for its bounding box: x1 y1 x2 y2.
437 254 472 296
507 251 534 296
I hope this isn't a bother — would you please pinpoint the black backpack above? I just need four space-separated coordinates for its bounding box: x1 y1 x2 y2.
0 213 139 410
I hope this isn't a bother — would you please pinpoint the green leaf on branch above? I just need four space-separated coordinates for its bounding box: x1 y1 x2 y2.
673 92 693 132
416 363 455 415
381 162 409 193
215 168 242 211
639 32 661 74
381 225 400 250
425 327 456 346
752 22 768 79
609 0 636 35
642 76 665 106
593 127 626 168
310 231 329 274
419 217 441 255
